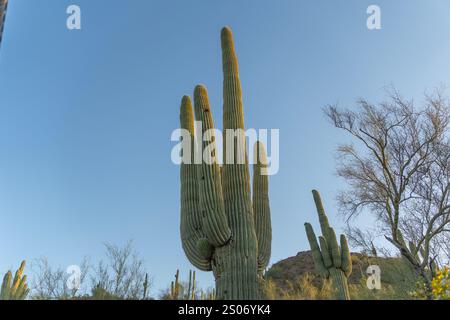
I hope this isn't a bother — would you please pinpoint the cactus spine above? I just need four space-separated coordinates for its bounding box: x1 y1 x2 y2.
304 190 352 300
0 260 29 300
179 27 272 300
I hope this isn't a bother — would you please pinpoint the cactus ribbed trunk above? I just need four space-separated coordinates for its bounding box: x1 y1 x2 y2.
219 26 259 300
329 268 350 300
179 27 272 300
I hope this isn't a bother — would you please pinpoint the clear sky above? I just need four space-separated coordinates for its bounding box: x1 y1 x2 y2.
2 0 450 295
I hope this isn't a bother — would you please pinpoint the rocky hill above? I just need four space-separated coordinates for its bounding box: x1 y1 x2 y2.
266 251 417 296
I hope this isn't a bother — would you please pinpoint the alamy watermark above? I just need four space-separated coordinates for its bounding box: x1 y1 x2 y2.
366 265 381 290
66 5 81 30
367 5 381 30
66 265 81 290
171 123 280 176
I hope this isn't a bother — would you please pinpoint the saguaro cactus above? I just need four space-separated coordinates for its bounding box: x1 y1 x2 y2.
304 190 352 300
0 0 8 48
0 260 29 300
179 27 272 300
169 269 197 300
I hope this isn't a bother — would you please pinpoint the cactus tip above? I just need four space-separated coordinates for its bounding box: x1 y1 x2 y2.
194 84 208 95
221 26 234 46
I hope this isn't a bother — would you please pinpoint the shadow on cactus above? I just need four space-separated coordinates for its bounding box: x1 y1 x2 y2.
1 260 29 300
179 27 272 300
304 190 352 300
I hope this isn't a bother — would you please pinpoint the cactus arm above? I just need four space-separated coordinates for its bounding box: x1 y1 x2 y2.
10 260 25 297
0 271 11 299
305 223 329 277
312 190 331 236
252 142 272 272
328 227 342 268
340 234 352 277
319 236 333 268
180 96 212 271
13 275 27 299
193 85 232 247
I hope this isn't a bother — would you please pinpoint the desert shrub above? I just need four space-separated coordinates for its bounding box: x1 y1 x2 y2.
265 266 285 281
263 273 333 300
431 267 450 300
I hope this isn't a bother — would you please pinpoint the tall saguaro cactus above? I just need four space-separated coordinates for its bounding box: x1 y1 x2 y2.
304 190 352 300
0 260 29 300
179 27 272 300
0 0 8 49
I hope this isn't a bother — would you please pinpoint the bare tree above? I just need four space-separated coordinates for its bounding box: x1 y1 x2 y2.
345 226 378 256
30 241 152 300
31 257 90 299
91 241 151 299
325 88 450 298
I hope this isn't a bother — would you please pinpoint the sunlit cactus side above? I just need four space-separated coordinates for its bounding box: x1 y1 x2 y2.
0 0 8 49
0 260 29 300
169 269 197 300
304 190 352 300
179 27 272 300
169 269 181 300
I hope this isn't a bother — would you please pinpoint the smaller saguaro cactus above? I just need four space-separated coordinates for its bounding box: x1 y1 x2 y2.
187 270 196 300
142 273 150 300
169 269 197 300
0 260 29 300
170 269 181 299
304 190 352 300
0 0 8 48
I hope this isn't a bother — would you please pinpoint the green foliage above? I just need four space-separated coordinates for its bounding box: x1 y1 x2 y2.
179 27 272 299
1 260 29 300
304 190 351 300
431 267 450 300
90 284 121 300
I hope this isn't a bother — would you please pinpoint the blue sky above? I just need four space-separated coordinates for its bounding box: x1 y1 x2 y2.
2 0 450 295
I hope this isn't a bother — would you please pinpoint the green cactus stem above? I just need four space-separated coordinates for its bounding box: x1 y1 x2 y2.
170 269 181 300
179 27 272 300
0 260 29 300
188 270 196 300
304 190 352 300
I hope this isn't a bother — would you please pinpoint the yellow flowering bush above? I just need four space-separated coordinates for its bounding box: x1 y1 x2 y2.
432 267 450 300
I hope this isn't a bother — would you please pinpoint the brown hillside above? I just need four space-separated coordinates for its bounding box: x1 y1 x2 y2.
266 251 417 293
